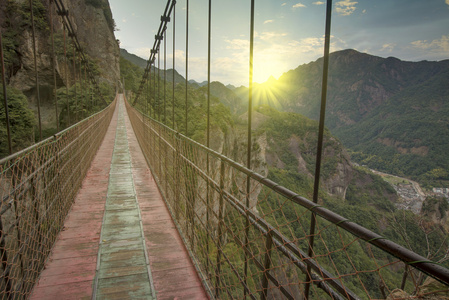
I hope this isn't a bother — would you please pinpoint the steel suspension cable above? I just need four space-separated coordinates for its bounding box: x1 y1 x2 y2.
78 52 84 119
158 46 161 121
172 1 176 129
133 0 175 106
84 61 88 115
148 66 154 116
62 23 70 125
185 0 189 135
206 0 212 279
154 61 157 119
0 30 12 155
73 42 77 122
49 0 59 131
54 0 107 106
245 1 255 298
29 0 42 141
304 0 333 298
164 30 167 123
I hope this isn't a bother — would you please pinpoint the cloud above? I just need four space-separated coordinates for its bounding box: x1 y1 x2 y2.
292 3 306 8
335 0 358 16
122 19 127 23
281 3 287 6
264 20 274 24
380 43 396 52
225 39 250 50
446 0 449 5
313 1 325 5
257 32 288 41
362 9 366 14
411 35 449 53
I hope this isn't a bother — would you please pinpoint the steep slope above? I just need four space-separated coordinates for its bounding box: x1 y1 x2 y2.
250 49 449 184
253 106 398 208
0 0 119 154
120 48 186 85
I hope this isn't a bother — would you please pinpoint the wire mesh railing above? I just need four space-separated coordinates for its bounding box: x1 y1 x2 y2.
126 99 449 299
0 97 116 299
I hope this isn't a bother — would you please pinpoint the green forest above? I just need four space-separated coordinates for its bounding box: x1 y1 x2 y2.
120 51 449 298
0 0 115 158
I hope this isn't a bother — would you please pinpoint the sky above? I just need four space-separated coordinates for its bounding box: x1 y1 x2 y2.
109 0 449 86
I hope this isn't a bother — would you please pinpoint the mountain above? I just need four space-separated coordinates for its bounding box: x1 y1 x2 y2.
120 48 147 69
188 80 208 87
120 48 188 85
0 0 119 155
209 81 246 115
253 49 449 186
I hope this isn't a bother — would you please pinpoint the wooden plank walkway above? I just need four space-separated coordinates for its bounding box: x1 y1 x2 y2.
31 96 208 299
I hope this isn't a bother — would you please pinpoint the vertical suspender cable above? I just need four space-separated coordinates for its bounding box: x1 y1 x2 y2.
158 49 161 121
84 62 88 114
49 0 59 131
78 52 84 119
0 30 12 155
153 62 157 120
244 1 255 298
207 0 211 151
150 63 152 117
63 25 70 125
304 0 333 298
172 2 176 129
30 0 42 141
206 0 212 275
146 68 149 115
164 30 167 123
185 0 189 135
73 43 77 122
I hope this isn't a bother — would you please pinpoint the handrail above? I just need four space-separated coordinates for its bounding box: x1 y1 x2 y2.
126 99 449 299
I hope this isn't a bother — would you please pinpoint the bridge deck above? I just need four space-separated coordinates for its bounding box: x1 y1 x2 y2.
30 96 207 299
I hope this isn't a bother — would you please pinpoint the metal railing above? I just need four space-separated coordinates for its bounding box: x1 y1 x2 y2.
126 99 449 299
0 98 116 299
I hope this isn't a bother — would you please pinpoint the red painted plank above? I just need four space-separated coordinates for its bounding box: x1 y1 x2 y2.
124 107 209 299
30 102 119 299
31 280 93 300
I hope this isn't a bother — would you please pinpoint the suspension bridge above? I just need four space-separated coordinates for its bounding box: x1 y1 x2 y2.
1 0 449 299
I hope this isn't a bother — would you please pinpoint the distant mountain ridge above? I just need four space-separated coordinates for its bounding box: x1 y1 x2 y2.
121 47 449 185
257 49 449 184
120 48 186 84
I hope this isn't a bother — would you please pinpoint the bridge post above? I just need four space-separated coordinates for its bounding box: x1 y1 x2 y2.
174 133 180 220
0 216 12 298
214 159 225 298
261 231 273 300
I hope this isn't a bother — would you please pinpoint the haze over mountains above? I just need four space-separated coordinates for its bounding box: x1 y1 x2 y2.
248 49 449 186
121 47 449 187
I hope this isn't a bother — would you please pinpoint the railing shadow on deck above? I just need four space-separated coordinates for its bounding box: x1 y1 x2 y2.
0 97 116 299
125 98 449 300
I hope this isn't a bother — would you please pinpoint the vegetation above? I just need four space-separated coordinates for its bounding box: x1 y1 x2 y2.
56 81 114 128
1 0 48 80
121 49 449 298
255 49 449 188
0 87 36 157
120 56 234 144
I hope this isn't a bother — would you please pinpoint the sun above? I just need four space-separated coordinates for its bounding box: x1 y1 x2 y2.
252 75 286 109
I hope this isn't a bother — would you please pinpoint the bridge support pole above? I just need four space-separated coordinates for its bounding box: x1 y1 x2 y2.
261 232 273 300
304 0 333 298
215 159 225 298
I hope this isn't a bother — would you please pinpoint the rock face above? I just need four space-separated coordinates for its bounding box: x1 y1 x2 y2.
64 0 120 86
1 0 119 129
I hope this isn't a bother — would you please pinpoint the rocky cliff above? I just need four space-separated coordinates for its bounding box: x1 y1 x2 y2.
1 0 119 131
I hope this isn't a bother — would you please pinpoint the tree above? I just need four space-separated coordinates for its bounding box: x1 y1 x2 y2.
0 87 36 158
